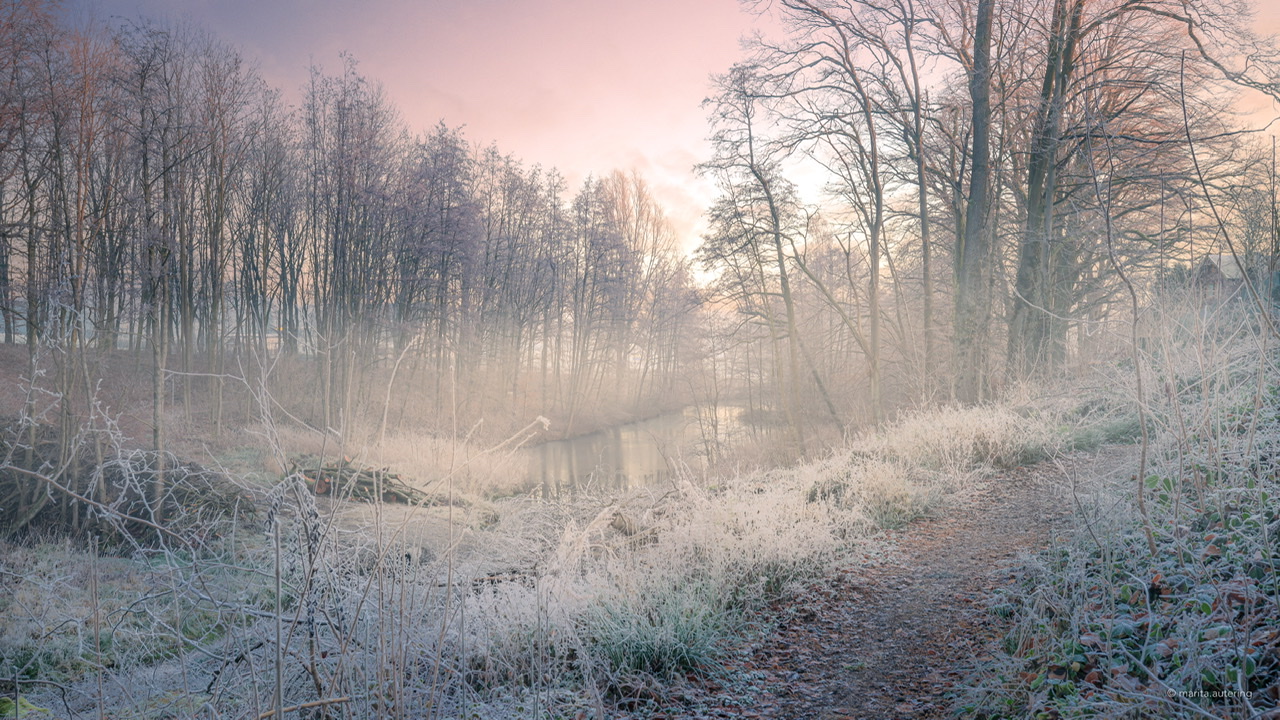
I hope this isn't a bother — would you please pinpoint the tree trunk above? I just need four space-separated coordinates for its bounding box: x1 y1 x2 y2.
1007 0 1083 379
954 0 995 404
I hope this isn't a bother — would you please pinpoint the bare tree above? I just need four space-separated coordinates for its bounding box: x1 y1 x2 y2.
701 64 808 448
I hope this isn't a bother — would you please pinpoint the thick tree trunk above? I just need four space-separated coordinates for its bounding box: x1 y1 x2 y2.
954 0 996 404
1007 0 1083 379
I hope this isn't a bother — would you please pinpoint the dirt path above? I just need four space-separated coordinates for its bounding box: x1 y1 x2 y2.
649 447 1134 720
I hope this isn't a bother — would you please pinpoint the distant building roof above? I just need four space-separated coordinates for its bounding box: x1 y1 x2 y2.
1200 253 1246 280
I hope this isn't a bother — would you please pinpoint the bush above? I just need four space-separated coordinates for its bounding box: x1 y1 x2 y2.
863 405 1063 473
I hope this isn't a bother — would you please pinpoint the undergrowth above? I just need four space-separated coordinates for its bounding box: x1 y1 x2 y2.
3 330 1186 720
1 390 1104 718
961 305 1280 719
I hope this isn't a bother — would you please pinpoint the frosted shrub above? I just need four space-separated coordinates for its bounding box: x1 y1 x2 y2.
447 462 869 691
853 461 943 529
863 405 1062 476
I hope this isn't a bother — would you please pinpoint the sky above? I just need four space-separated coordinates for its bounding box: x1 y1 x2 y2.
61 0 775 250
59 0 1280 252
1242 2 1280 122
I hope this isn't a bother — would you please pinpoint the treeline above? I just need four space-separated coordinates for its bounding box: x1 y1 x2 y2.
0 2 699 451
3 0 1279 470
695 0 1280 443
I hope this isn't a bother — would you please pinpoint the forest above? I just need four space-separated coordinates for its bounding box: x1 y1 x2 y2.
2 0 1280 717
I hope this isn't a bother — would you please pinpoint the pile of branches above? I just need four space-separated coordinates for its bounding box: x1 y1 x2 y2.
0 417 255 544
291 456 428 505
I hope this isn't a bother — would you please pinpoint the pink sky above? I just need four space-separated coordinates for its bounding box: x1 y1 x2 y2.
64 0 771 249
1243 2 1280 122
62 0 1280 249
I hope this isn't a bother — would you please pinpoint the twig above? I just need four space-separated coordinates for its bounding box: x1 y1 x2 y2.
1178 50 1280 339
3 678 74 719
255 696 351 719
1058 456 1105 556
1081 84 1157 557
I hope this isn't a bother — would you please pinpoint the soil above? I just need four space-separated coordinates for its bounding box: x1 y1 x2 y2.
633 446 1136 720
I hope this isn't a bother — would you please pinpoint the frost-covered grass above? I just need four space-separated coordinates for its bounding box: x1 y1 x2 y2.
861 404 1064 474
960 302 1280 719
5 388 1110 718
0 533 270 716
261 422 534 499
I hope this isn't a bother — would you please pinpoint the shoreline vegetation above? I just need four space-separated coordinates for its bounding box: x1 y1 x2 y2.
2 299 1277 718
1 346 1135 718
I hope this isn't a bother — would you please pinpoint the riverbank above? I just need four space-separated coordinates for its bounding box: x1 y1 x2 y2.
4 384 1137 718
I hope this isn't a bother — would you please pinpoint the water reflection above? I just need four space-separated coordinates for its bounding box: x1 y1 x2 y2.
530 409 735 495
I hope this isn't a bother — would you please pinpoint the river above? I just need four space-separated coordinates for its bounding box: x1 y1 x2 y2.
527 406 747 495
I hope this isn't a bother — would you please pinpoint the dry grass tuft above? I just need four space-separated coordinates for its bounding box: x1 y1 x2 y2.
861 404 1064 475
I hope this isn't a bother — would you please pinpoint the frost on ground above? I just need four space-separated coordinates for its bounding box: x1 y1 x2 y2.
956 314 1280 719
0 392 1133 719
